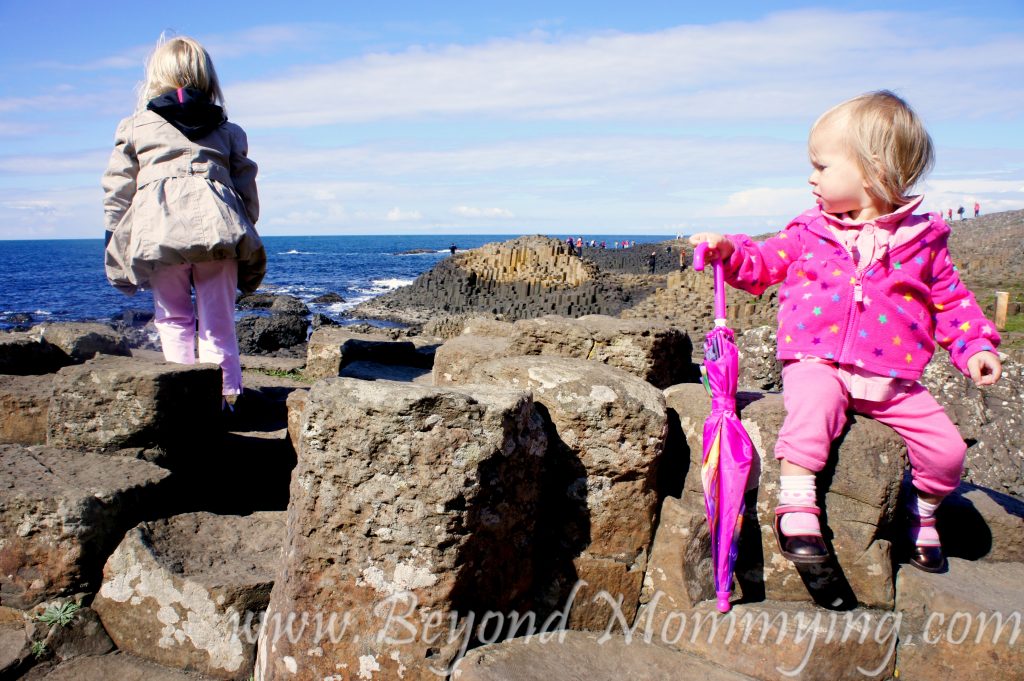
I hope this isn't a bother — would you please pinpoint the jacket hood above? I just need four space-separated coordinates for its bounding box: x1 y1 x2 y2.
147 87 226 141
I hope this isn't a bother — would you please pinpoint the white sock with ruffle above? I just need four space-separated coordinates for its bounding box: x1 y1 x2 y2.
908 495 941 547
779 474 821 537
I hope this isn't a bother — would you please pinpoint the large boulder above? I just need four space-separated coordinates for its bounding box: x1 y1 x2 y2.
0 445 169 609
235 293 278 310
452 631 756 681
895 558 1024 679
0 332 69 375
93 512 285 681
432 334 512 385
0 374 53 445
304 328 420 379
507 315 694 389
46 356 221 464
269 296 309 316
468 356 667 630
258 379 547 681
33 323 130 362
665 384 905 610
633 599 897 681
235 314 307 355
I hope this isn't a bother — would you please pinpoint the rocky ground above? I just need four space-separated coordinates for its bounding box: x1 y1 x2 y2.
0 210 1021 680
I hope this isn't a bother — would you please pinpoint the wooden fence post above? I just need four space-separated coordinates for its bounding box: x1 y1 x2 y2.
995 291 1009 331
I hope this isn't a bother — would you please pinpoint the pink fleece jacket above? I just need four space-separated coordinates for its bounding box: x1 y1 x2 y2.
723 206 999 380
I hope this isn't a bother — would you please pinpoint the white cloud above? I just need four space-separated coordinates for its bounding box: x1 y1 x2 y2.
0 150 109 175
0 186 99 239
0 90 127 116
925 178 1024 195
451 205 515 218
202 24 338 59
703 187 811 219
34 24 329 73
386 207 422 221
252 134 801 180
34 48 149 72
229 9 1024 128
921 177 1024 217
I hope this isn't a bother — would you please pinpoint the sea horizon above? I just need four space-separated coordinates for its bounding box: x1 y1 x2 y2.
0 233 678 331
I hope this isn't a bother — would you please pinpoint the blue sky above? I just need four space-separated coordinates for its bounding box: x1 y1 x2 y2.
1 1 1022 239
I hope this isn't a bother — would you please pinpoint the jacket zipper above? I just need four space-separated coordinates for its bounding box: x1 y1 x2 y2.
837 270 863 364
803 220 860 363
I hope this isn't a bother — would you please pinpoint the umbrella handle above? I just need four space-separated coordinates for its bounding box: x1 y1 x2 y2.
692 242 728 324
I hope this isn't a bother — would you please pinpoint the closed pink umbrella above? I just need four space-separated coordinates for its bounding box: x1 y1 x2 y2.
693 243 755 613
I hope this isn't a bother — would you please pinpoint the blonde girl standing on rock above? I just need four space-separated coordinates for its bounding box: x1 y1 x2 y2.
102 35 265 404
690 91 1001 573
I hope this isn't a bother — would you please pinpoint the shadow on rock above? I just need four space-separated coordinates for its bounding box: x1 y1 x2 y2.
526 402 588 625
160 384 300 516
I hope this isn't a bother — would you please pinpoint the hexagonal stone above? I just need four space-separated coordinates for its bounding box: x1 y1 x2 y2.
93 512 284 681
259 379 546 681
33 323 130 362
47 356 221 463
0 445 169 609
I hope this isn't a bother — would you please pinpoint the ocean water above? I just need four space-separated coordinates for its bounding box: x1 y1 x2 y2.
0 234 667 330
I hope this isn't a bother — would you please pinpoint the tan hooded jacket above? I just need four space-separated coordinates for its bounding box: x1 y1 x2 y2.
101 110 266 295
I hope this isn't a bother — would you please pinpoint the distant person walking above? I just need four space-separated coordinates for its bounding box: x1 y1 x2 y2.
102 35 265 404
647 251 657 273
678 244 687 271
957 205 965 221
974 201 980 218
449 243 457 255
947 208 953 222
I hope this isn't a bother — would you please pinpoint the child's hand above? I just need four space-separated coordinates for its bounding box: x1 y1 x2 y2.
689 232 735 261
967 351 1002 386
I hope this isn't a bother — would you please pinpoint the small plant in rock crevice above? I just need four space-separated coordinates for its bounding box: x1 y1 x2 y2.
36 600 80 627
30 640 48 659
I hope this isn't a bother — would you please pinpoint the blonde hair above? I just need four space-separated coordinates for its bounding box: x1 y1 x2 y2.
811 90 934 208
138 34 225 111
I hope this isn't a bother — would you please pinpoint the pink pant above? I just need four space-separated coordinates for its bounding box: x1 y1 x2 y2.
149 260 242 396
775 361 965 497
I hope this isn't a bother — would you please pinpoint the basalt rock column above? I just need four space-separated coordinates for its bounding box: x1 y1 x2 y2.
258 379 547 681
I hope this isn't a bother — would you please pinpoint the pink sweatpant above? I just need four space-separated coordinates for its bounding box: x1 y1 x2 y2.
775 361 966 497
149 259 242 396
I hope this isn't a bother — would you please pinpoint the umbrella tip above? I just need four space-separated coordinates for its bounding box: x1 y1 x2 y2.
716 595 732 613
